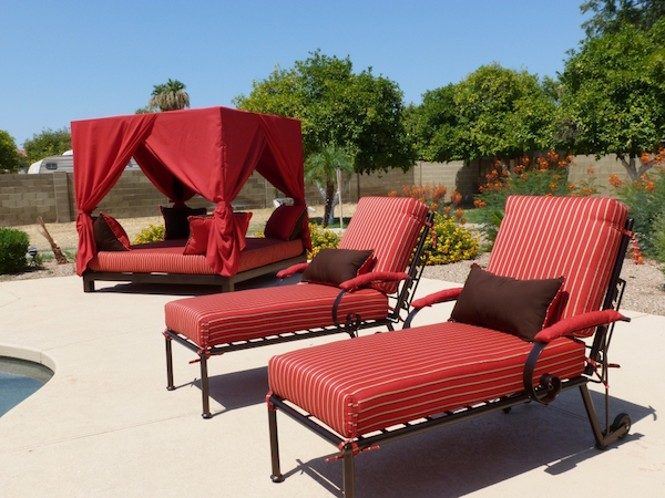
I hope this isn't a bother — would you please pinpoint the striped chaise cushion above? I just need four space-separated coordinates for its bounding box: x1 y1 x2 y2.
488 196 628 336
268 322 585 438
339 197 429 294
165 284 388 348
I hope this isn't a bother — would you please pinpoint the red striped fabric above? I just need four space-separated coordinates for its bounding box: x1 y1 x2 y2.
487 196 628 337
268 322 585 438
339 197 429 293
165 284 388 347
90 237 303 275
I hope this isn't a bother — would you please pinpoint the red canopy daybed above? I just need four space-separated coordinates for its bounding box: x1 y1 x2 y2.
71 106 309 292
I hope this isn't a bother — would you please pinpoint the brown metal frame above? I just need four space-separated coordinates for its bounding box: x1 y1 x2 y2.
267 218 634 498
165 212 434 418
82 254 307 293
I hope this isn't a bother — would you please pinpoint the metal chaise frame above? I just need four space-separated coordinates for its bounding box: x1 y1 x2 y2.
267 218 634 498
164 211 434 418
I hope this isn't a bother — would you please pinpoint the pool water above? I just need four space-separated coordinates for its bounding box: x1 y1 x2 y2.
0 356 53 417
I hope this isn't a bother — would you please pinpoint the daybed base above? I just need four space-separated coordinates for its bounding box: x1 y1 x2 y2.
82 254 307 293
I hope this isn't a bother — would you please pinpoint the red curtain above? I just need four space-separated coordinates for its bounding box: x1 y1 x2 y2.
72 107 309 277
72 114 156 274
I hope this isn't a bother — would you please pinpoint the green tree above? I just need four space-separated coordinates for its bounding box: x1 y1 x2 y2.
557 18 665 179
148 79 190 111
305 145 354 226
0 130 28 173
23 128 71 163
407 64 557 163
581 0 665 37
234 51 415 174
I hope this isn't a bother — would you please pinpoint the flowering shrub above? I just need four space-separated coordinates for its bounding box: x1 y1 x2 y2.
473 152 597 243
308 222 339 259
133 224 165 245
612 165 665 256
424 214 479 265
389 184 465 222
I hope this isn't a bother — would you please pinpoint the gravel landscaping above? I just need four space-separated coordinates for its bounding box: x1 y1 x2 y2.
424 252 665 316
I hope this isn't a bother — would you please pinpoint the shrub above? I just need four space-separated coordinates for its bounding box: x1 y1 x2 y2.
308 222 339 259
133 224 165 245
0 227 29 274
612 167 665 256
424 214 479 265
473 152 597 243
652 212 665 276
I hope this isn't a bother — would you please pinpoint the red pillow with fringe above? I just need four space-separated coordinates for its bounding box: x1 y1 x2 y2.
97 213 130 250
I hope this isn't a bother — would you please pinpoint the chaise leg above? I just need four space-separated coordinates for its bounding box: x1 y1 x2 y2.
200 354 212 419
221 279 234 292
342 445 356 498
269 405 284 483
165 336 175 391
579 384 631 450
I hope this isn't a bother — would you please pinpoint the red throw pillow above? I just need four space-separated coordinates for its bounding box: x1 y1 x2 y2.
233 212 253 241
96 213 130 250
183 212 253 256
265 205 305 240
161 204 207 240
183 216 212 255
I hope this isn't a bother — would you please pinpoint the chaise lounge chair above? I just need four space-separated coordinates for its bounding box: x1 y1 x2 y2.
163 197 433 418
266 195 634 497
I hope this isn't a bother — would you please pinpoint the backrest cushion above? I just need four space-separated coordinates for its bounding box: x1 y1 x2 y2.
265 205 306 240
487 196 628 336
339 197 429 293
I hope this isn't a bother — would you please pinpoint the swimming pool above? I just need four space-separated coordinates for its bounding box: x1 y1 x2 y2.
0 356 53 417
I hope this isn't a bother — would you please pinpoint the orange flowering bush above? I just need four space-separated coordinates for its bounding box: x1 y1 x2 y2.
473 152 597 242
612 162 665 257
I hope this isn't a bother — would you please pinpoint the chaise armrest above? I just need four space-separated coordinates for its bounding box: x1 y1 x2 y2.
276 262 309 279
533 309 630 343
339 271 409 292
411 287 464 309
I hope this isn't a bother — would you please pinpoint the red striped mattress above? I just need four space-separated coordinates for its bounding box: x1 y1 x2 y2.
89 237 304 275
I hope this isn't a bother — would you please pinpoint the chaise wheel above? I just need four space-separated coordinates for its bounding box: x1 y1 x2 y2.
502 407 512 414
270 474 285 483
202 413 213 420
610 413 631 439
166 386 175 391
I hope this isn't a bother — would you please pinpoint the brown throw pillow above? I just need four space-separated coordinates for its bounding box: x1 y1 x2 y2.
161 205 207 240
450 264 564 340
93 215 130 252
302 249 374 287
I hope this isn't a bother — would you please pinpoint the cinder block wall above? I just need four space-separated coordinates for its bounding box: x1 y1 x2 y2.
0 155 640 226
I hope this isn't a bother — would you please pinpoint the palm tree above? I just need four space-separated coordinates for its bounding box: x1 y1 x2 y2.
305 145 355 227
149 79 190 111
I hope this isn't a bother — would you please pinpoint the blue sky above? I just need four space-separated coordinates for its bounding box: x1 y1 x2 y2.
0 0 588 146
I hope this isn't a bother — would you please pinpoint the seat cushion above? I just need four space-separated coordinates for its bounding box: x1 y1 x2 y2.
165 283 389 347
268 322 585 438
339 197 429 294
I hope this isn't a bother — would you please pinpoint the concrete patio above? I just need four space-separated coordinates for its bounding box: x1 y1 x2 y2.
0 274 663 497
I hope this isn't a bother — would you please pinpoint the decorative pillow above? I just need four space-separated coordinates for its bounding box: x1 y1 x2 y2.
182 216 211 255
264 205 305 240
233 212 253 241
161 204 207 240
183 212 253 256
93 214 130 251
450 264 565 340
302 249 374 287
